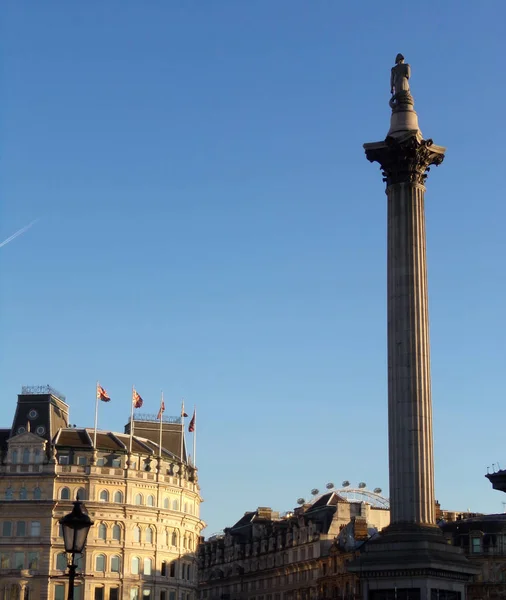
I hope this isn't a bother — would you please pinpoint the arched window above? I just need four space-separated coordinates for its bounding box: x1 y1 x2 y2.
19 487 27 500
143 557 152 575
147 495 155 507
172 499 179 510
99 490 109 502
133 526 141 543
5 487 13 500
134 493 143 505
163 497 169 509
112 524 121 541
22 449 30 464
184 502 188 513
34 449 42 463
145 527 153 544
76 487 86 500
60 487 70 500
11 450 18 464
171 531 177 546
110 555 121 573
98 523 107 540
33 487 41 500
183 534 187 549
56 552 67 571
131 557 140 575
95 554 106 572
114 490 123 503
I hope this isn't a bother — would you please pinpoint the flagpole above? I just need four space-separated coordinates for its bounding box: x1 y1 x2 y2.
193 405 197 468
93 381 99 448
158 391 164 458
129 385 135 457
180 399 185 463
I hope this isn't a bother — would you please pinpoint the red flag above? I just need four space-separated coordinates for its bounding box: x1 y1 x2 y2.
188 410 196 433
157 400 165 420
97 384 111 403
132 389 144 409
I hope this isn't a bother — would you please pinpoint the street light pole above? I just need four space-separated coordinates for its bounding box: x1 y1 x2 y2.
59 497 94 600
67 556 77 600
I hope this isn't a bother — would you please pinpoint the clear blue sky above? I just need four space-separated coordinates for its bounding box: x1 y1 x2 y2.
1 2 505 534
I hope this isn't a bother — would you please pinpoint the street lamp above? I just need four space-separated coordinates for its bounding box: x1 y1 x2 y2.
59 498 94 600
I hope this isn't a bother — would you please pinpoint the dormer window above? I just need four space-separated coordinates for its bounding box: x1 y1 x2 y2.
471 535 483 553
58 455 69 465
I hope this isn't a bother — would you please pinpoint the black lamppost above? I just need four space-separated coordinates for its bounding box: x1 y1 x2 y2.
59 498 94 600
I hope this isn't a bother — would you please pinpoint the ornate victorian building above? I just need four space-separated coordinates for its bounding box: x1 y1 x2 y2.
0 386 205 600
198 492 389 600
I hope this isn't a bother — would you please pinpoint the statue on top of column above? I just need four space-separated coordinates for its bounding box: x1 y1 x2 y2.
389 54 414 110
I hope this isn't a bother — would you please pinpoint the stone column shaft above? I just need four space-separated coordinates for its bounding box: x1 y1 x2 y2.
387 181 434 525
364 133 446 529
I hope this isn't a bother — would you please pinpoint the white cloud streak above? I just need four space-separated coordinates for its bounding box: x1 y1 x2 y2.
0 219 39 248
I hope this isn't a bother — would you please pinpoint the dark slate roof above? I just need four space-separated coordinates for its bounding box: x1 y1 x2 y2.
441 514 506 535
57 429 92 448
0 429 10 452
50 428 179 459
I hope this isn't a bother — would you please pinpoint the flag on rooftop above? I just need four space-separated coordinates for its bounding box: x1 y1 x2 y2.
97 384 111 403
132 389 144 409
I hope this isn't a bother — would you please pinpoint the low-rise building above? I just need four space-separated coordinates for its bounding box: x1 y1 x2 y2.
198 491 388 600
441 514 506 600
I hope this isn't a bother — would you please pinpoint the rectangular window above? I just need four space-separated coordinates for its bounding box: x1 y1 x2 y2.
59 455 69 465
74 586 83 600
2 522 12 536
31 521 41 536
14 551 25 570
77 456 87 466
308 545 313 558
94 588 105 600
16 521 26 536
28 552 39 569
160 593 167 600
55 585 66 600
96 457 105 466
169 593 176 600
300 549 306 561
170 562 176 577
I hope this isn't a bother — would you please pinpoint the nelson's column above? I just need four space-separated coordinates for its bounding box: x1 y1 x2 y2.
349 56 478 598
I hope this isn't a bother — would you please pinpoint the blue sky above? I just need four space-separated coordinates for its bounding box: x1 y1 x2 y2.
1 1 505 534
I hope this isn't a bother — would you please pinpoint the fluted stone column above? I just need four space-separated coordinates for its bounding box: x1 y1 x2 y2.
387 180 434 525
365 133 445 528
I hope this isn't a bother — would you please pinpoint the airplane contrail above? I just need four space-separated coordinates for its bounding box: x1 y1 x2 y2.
0 219 39 248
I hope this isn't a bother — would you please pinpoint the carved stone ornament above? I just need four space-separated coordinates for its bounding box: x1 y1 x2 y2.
364 133 446 187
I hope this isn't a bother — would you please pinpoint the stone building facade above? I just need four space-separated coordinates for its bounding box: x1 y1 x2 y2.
198 492 388 600
0 387 205 600
441 514 506 600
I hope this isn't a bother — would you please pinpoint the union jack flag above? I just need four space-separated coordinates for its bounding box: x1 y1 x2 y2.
97 384 111 403
132 389 143 409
